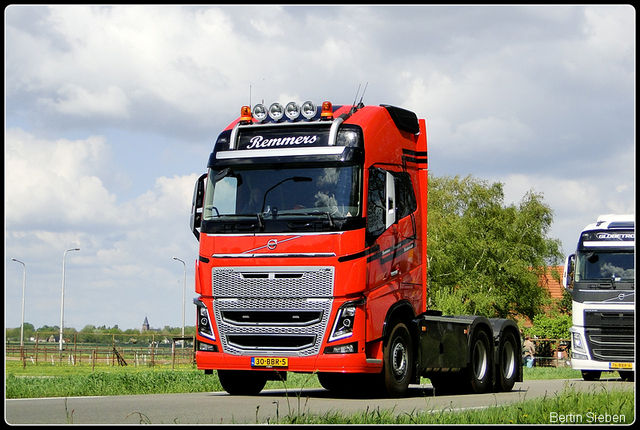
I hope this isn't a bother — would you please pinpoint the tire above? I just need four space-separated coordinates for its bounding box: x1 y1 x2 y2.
317 372 344 392
495 331 518 392
581 370 601 381
318 372 380 397
619 371 634 382
218 370 267 395
381 321 413 397
466 329 492 394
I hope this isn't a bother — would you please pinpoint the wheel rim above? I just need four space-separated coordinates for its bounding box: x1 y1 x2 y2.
392 339 407 380
502 341 515 379
473 339 488 380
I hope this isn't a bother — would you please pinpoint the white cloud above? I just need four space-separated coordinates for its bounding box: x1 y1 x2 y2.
38 84 130 118
134 174 200 220
4 5 634 331
5 128 120 225
584 6 634 60
5 127 200 329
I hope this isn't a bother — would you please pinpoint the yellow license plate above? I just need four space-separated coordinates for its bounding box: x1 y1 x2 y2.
251 357 288 368
610 362 633 369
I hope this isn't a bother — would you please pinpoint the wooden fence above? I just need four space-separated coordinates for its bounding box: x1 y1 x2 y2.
528 338 571 367
7 334 572 369
6 332 196 370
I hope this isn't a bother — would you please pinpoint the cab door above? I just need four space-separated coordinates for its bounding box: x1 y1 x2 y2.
365 167 401 342
366 168 396 286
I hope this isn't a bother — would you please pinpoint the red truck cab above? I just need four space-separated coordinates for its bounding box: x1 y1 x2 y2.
190 101 521 397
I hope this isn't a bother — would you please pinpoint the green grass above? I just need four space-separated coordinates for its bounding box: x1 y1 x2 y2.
272 385 634 424
4 360 623 399
5 362 634 424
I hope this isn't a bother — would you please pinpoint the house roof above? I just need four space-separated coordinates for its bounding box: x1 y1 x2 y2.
539 266 564 300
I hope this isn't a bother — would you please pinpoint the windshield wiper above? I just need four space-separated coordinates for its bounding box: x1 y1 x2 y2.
214 213 264 230
313 211 335 228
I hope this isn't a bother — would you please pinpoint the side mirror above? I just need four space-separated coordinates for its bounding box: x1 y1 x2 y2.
385 171 397 229
562 254 575 292
190 173 207 240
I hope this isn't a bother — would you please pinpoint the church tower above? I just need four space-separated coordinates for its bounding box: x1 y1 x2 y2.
142 316 150 332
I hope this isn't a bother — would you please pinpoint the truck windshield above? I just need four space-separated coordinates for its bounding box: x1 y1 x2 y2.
203 165 362 223
575 251 634 283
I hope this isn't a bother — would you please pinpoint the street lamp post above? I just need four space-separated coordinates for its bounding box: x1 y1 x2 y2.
60 248 80 351
173 257 186 347
11 258 26 347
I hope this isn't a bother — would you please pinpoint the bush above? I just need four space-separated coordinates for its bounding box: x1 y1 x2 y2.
525 312 571 339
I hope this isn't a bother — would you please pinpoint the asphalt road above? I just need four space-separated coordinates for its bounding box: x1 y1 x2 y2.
5 378 634 424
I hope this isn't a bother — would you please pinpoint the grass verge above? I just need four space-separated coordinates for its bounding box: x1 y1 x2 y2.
5 361 624 399
5 362 634 424
272 385 634 424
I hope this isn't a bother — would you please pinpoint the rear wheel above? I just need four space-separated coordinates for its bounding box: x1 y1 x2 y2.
495 331 518 392
218 370 267 395
466 329 492 394
381 321 413 397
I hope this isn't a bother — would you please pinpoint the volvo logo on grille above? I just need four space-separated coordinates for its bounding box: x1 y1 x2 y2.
267 239 278 250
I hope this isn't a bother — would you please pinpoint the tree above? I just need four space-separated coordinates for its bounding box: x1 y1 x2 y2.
427 174 563 321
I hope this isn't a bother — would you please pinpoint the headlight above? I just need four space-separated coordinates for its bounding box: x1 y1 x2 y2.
196 303 216 341
329 300 363 342
572 332 585 352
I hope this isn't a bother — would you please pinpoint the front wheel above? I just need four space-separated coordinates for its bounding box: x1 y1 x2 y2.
581 370 601 381
218 370 267 395
619 371 634 382
382 321 413 397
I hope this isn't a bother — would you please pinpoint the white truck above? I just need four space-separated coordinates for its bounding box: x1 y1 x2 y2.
563 214 635 381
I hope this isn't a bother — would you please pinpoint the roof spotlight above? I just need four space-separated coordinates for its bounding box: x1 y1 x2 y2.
269 102 284 121
285 102 300 120
301 101 317 120
253 103 267 122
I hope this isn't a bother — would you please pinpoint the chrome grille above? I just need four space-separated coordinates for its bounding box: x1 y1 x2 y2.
212 266 333 298
584 311 635 362
214 297 333 356
586 327 635 362
211 266 334 356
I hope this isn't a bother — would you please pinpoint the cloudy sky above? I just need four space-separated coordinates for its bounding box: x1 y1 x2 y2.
5 5 635 332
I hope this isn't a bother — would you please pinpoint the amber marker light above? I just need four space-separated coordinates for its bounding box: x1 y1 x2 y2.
321 101 333 120
240 105 252 124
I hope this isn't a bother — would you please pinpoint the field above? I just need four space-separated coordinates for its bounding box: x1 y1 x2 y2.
5 361 634 424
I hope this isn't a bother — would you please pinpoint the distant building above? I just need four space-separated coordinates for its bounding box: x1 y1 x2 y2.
141 316 150 333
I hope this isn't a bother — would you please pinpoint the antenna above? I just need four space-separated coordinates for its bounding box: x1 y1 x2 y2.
352 84 361 109
249 85 252 108
358 82 369 107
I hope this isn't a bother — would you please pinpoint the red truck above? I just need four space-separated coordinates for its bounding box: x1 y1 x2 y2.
190 100 522 397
